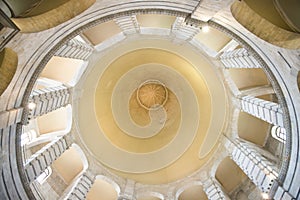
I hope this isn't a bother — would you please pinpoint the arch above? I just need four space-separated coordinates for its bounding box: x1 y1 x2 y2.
227 67 269 91
83 20 122 46
40 56 86 86
0 48 18 96
51 145 85 185
1 3 292 200
24 104 72 148
11 0 95 33
237 112 270 146
95 175 121 195
175 181 207 200
36 105 72 136
231 0 300 49
273 0 300 33
71 143 89 171
40 145 86 197
178 185 207 200
215 157 247 194
271 125 286 143
137 192 164 200
86 177 119 200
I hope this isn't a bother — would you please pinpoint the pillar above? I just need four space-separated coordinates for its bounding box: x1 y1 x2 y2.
230 138 278 194
24 134 73 183
239 95 284 127
114 15 140 35
65 171 95 200
28 85 71 120
54 38 94 60
203 177 230 200
220 48 262 69
171 17 199 41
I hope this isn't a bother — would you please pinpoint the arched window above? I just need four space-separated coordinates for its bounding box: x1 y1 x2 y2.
271 126 286 143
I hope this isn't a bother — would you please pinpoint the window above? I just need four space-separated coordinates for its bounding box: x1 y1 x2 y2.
271 126 286 143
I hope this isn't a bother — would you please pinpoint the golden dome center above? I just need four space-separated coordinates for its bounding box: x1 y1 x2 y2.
137 80 168 110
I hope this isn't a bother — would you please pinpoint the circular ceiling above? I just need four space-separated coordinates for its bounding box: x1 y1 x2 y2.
77 37 227 183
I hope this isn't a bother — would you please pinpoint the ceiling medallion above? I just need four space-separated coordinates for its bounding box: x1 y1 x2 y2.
136 79 168 110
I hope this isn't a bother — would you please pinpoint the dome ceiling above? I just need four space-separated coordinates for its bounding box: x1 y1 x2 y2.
77 37 227 184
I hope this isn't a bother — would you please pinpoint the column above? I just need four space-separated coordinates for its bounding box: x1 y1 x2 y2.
114 15 140 35
203 177 230 200
239 95 284 127
54 38 94 60
230 138 278 194
65 171 95 200
219 48 261 69
118 179 136 200
171 17 199 41
24 134 73 183
28 85 71 119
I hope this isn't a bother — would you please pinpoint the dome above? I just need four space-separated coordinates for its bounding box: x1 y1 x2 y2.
0 1 299 200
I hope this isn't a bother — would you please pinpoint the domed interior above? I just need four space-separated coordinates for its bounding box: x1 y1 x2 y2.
1 1 299 200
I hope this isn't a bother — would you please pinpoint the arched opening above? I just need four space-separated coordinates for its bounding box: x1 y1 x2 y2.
231 0 300 49
40 56 86 86
136 191 164 200
137 14 175 29
86 177 119 200
215 157 258 199
227 68 269 91
243 0 294 32
194 26 231 53
7 0 95 32
0 48 18 96
238 112 270 146
273 0 300 32
44 145 86 197
177 184 208 200
83 20 122 46
23 105 72 153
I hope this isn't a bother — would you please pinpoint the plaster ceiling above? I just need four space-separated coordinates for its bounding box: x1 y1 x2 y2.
77 37 227 184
